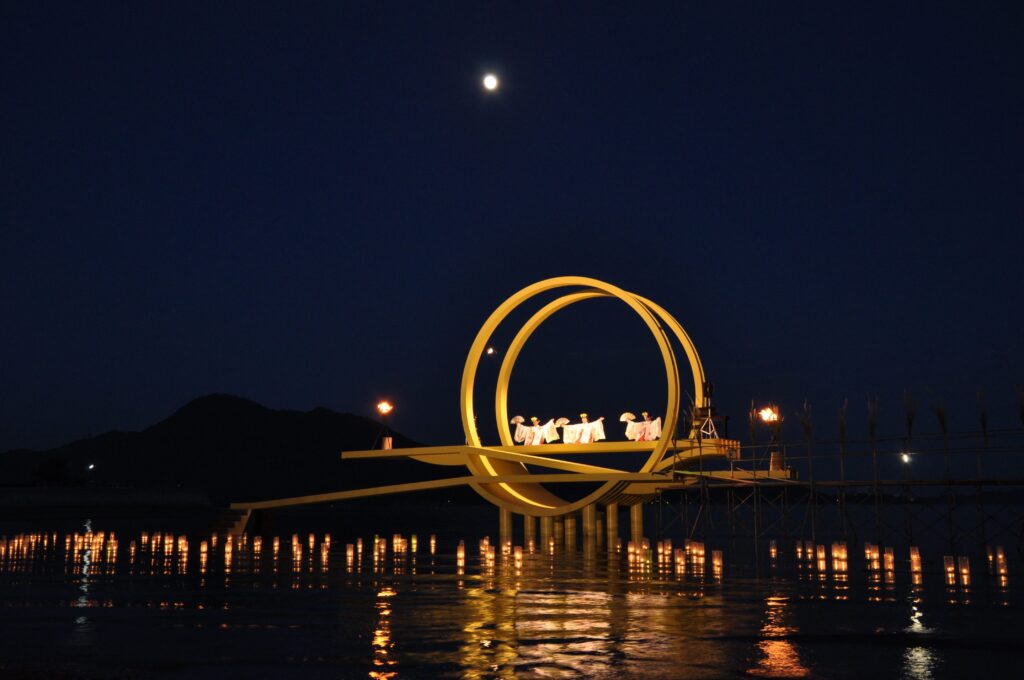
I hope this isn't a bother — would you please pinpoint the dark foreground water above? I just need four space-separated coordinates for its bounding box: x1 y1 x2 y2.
0 512 1019 679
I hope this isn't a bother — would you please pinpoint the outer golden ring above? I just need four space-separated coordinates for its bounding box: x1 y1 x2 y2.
459 276 705 516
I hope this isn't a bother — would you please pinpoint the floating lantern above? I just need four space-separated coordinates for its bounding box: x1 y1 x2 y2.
995 546 1007 576
712 550 723 578
909 547 922 575
883 547 895 573
958 556 970 587
943 556 956 586
429 535 436 555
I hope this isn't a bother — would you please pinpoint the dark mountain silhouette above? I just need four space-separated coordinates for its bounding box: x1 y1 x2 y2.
0 394 474 506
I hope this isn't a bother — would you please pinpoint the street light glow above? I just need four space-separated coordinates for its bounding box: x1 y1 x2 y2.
376 400 393 416
758 406 779 423
901 452 911 464
483 73 499 91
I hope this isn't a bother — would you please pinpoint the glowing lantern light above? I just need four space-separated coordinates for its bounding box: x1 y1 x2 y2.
958 556 970 587
995 546 1008 576
943 556 956 586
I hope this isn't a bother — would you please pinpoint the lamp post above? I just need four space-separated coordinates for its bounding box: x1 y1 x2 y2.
377 400 394 450
758 405 782 472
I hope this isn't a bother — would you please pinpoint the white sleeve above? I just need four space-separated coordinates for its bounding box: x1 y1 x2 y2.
646 417 662 440
541 419 559 443
513 423 529 444
590 419 606 442
625 421 641 441
563 423 581 444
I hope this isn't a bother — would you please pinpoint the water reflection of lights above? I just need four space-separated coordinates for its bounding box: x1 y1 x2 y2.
73 520 95 620
370 587 399 679
902 602 936 679
749 595 809 678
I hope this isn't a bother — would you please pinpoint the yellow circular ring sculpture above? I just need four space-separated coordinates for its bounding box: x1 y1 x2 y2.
459 276 707 516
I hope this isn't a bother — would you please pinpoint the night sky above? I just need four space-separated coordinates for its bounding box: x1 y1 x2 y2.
2 2 1022 453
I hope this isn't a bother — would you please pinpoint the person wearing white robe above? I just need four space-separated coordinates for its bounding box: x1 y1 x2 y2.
511 415 532 444
561 421 583 445
623 411 662 441
641 412 662 441
512 416 559 445
564 413 605 444
583 415 606 443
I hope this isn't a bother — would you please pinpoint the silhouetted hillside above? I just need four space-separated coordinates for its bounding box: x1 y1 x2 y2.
0 394 469 505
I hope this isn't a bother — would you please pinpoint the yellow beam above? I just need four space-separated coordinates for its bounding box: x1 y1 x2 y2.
468 446 622 474
230 475 478 510
230 471 669 511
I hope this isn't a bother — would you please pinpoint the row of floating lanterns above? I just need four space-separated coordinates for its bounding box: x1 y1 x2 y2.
772 538 1011 590
0 531 1012 591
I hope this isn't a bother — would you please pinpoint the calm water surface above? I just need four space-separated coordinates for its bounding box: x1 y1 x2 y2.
0 521 1018 679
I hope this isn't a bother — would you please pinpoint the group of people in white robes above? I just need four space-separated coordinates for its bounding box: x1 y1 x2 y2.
620 411 662 441
509 416 560 446
510 413 606 445
510 411 663 444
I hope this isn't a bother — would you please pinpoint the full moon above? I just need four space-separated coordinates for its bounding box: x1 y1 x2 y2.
483 73 499 91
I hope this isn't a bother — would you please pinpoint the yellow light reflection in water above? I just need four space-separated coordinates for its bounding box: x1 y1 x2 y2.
902 602 936 679
370 587 398 679
749 596 809 678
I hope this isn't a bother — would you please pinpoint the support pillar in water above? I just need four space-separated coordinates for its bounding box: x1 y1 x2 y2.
499 507 513 549
540 516 553 549
565 515 577 550
630 503 644 545
522 514 536 550
583 504 597 541
554 516 565 547
606 502 619 552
